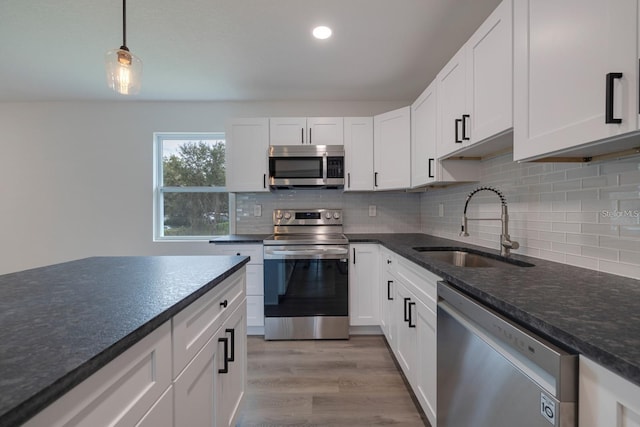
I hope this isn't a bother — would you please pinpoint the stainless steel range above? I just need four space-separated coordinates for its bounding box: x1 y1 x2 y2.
263 208 349 340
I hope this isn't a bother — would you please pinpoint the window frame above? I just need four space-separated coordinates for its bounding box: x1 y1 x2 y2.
153 132 235 241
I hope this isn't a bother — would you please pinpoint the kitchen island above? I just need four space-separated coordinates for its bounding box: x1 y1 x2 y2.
0 255 249 426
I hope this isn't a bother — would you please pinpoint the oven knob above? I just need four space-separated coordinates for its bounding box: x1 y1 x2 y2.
276 212 283 220
284 212 291 219
325 212 332 219
333 212 340 219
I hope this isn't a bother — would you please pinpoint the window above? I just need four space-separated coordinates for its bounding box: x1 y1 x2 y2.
154 133 232 240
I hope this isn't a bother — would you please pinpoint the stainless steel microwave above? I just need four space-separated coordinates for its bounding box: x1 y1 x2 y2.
268 145 345 189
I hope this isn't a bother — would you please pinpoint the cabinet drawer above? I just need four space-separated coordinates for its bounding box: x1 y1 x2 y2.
25 323 172 427
395 257 439 311
246 264 264 295
210 244 263 264
172 268 246 378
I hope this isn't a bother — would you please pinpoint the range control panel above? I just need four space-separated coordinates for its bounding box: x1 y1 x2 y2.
273 209 342 226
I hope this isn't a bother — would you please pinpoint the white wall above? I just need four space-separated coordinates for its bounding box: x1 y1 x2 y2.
0 100 405 274
421 153 640 280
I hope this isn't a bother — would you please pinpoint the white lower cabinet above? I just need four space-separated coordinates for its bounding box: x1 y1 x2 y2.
25 268 247 427
210 243 264 331
349 244 380 326
579 356 640 427
379 247 438 427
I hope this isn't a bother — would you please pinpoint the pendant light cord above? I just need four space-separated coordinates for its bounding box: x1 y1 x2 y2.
121 0 127 49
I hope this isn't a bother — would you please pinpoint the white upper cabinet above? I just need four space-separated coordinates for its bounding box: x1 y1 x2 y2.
373 106 411 190
270 117 344 145
438 0 513 159
513 0 639 161
225 118 269 192
344 117 374 191
412 74 480 188
411 81 438 187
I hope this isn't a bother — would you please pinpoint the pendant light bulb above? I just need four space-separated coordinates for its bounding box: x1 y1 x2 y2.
105 0 142 95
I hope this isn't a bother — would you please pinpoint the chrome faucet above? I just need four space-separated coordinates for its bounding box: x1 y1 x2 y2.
460 186 519 257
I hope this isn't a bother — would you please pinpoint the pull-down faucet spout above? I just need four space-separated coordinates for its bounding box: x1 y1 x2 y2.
460 186 519 257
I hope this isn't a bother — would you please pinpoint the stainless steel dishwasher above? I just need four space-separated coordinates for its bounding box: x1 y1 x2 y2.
437 282 577 427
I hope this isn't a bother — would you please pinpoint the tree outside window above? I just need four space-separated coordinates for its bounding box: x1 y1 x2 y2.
155 134 230 239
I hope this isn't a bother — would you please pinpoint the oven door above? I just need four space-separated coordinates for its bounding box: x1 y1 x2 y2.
263 245 349 339
269 156 325 187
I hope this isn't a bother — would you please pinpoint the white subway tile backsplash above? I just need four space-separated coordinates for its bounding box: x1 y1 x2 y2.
620 251 640 266
552 222 581 233
581 246 617 261
598 260 640 280
566 233 599 246
421 153 640 280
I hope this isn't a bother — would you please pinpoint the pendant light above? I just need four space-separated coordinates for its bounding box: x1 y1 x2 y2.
105 0 142 95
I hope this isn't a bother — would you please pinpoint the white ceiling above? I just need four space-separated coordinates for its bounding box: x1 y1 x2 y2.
0 0 502 102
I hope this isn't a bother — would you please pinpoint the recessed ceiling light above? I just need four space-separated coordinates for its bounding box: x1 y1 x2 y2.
312 26 332 40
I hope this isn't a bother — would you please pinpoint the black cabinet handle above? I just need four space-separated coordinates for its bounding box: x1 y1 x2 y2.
403 297 411 322
263 173 266 189
220 299 228 308
218 337 229 374
455 119 462 143
309 128 312 144
225 328 235 362
408 302 416 328
348 172 351 188
353 248 356 264
606 72 623 124
301 127 304 144
236 252 241 256
428 158 434 178
462 114 470 140
387 280 393 300
387 259 392 264
374 172 378 187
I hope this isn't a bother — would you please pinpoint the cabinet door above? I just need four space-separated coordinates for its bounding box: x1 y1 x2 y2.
307 117 344 145
24 323 172 427
373 106 411 190
466 0 512 145
173 329 224 427
437 46 468 158
225 118 269 192
344 117 374 191
415 301 437 427
269 117 307 145
411 81 438 187
349 244 380 326
246 295 264 327
579 356 640 427
380 268 396 350
513 0 638 161
135 387 173 427
394 282 417 382
217 302 247 427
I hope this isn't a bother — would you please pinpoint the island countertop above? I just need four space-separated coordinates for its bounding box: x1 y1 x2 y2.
0 255 249 426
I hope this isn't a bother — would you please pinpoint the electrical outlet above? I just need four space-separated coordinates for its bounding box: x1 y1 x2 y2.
253 204 262 217
438 203 444 217
369 205 377 217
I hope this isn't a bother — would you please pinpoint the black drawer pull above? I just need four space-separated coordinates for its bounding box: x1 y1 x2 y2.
462 114 470 140
606 72 623 124
218 337 229 374
220 300 228 308
403 297 411 322
225 328 235 362
428 158 434 178
387 280 393 300
408 302 416 328
455 118 462 143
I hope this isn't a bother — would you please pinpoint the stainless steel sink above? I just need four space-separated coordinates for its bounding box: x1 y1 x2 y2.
413 247 535 268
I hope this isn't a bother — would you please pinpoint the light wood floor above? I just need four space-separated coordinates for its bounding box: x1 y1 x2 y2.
236 335 429 427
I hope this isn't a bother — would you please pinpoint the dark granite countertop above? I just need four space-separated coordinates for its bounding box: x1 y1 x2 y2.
347 233 640 387
0 255 249 426
209 234 271 244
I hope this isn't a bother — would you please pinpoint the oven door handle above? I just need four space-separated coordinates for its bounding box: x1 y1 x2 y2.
265 248 349 257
